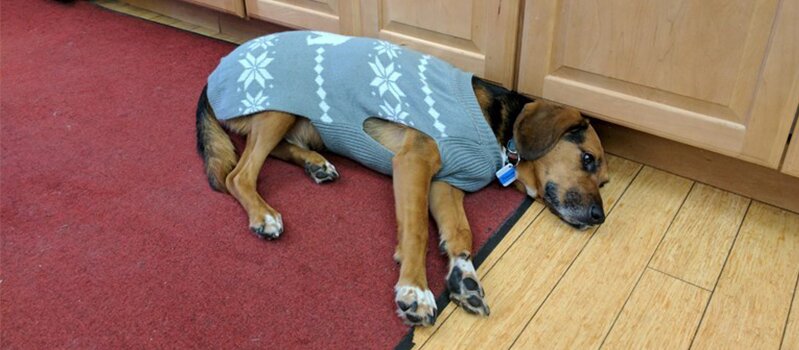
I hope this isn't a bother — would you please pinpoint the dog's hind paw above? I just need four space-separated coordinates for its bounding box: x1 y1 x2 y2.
395 285 437 327
250 212 283 240
447 257 490 316
305 160 339 184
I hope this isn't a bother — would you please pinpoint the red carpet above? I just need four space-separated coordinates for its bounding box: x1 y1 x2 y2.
0 1 525 348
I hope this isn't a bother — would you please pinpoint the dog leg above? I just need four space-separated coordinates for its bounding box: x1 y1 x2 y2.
391 129 442 327
429 181 490 316
270 141 339 184
226 111 296 240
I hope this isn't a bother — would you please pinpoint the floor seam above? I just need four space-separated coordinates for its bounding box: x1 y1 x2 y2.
778 260 799 349
597 181 696 349
647 267 712 292
506 164 644 350
687 200 753 349
415 203 543 350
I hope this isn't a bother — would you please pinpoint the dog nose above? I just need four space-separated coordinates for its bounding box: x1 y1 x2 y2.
589 204 605 224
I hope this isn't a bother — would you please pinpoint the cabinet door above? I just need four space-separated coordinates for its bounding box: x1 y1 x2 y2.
245 0 359 34
183 0 245 16
517 0 799 167
359 0 521 87
783 121 799 178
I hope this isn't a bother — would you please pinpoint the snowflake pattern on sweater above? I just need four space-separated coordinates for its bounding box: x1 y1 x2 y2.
207 31 502 192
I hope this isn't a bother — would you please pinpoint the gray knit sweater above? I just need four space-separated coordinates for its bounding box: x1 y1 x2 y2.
207 31 502 192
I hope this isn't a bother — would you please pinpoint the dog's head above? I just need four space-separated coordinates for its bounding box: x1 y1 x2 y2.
511 101 609 230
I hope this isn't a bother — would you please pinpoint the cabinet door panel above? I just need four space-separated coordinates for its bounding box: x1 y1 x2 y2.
360 0 520 87
245 0 357 34
517 0 799 167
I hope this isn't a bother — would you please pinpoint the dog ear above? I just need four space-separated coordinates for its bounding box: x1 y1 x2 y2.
513 101 588 161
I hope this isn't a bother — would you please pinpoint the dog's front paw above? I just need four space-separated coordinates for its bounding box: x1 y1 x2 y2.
447 256 490 316
304 160 339 184
249 211 283 240
395 285 437 326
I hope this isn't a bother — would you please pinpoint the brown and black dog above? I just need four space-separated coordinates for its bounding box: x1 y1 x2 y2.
196 55 608 327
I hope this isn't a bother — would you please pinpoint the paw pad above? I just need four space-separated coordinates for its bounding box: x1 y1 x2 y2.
304 161 339 184
250 213 283 240
447 257 490 316
395 286 437 326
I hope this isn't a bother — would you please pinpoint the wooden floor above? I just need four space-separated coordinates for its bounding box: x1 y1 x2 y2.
95 3 799 348
415 155 799 349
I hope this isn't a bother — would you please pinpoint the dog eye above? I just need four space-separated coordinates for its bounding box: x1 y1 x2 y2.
582 152 598 173
582 152 595 166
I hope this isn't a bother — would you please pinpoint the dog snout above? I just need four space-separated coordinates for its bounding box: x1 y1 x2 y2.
588 203 605 225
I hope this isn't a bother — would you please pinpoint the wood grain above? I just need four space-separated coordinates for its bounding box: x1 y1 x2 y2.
593 119 799 214
511 167 693 349
245 0 349 33
359 0 521 87
410 201 545 347
782 120 799 178
119 0 222 29
649 183 750 289
601 269 710 350
182 0 245 17
417 156 641 349
692 202 799 349
515 0 558 96
784 282 799 349
739 0 799 165
542 71 747 160
111 0 291 44
517 0 799 167
218 11 288 43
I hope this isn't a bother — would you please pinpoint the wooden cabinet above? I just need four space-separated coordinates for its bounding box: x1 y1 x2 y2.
359 0 520 87
783 123 799 177
242 0 521 87
244 0 359 36
169 0 798 174
183 0 245 16
516 0 799 168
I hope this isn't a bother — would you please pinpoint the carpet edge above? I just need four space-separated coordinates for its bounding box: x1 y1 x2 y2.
394 197 534 350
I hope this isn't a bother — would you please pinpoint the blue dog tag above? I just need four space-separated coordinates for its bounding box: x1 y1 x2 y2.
495 164 517 187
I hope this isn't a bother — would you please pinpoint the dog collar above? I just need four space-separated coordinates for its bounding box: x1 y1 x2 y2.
503 139 520 166
496 139 519 187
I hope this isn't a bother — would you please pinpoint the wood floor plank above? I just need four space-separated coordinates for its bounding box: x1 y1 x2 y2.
601 269 710 350
692 202 799 350
511 167 693 349
411 201 546 347
649 183 750 289
418 156 642 349
784 279 799 350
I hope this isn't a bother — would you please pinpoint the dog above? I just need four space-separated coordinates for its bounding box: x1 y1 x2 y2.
196 31 609 326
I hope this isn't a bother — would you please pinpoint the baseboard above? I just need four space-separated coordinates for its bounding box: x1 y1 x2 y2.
593 119 799 213
103 0 288 44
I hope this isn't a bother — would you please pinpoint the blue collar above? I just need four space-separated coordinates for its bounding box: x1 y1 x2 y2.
503 139 520 166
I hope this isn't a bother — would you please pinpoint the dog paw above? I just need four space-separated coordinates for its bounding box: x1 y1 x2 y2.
395 285 437 326
250 212 283 240
304 160 339 184
447 257 490 316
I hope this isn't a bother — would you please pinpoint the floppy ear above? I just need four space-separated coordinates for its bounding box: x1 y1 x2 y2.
513 101 588 161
